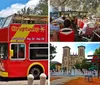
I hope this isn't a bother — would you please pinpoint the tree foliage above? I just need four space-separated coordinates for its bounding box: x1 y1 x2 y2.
50 0 100 16
74 59 92 70
17 0 48 15
94 47 100 56
93 47 100 70
50 63 56 70
17 7 33 15
74 47 100 72
33 0 48 15
50 44 57 60
74 62 81 69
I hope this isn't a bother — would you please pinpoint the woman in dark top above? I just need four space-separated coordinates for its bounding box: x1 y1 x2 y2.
64 19 71 28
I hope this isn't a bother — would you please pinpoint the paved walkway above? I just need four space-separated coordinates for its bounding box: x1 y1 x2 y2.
50 76 80 85
0 80 48 85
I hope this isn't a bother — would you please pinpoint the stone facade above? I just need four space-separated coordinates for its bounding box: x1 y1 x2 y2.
62 46 85 73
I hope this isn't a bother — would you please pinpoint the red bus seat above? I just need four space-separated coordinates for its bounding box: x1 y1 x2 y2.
83 23 96 37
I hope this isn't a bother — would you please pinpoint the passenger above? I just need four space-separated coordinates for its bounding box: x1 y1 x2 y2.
50 17 60 41
53 15 66 24
79 19 95 36
64 19 71 28
71 17 81 41
52 15 66 29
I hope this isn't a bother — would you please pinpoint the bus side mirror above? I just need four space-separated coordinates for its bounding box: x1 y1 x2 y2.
10 50 13 57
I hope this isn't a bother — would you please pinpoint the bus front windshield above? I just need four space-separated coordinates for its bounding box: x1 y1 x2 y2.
0 18 6 28
0 16 12 28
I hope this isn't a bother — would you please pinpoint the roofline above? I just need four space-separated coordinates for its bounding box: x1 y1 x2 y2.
78 46 85 49
14 13 48 17
50 11 88 13
51 61 62 65
3 13 48 18
63 46 70 49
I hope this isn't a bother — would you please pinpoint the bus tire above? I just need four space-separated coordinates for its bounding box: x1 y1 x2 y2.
29 65 43 79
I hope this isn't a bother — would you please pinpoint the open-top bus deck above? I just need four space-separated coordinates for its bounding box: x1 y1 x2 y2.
0 14 48 79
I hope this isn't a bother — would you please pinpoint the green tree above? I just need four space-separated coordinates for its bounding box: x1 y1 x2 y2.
17 0 48 15
93 47 100 64
74 59 92 73
81 59 92 70
75 47 100 76
74 62 81 69
50 63 56 70
93 47 100 78
94 47 100 56
33 0 48 15
17 7 33 15
50 44 57 60
50 0 100 16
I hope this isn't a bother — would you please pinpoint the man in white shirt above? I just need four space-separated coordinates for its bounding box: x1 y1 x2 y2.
52 15 66 25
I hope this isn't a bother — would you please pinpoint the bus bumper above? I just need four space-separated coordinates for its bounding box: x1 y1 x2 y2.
0 71 8 77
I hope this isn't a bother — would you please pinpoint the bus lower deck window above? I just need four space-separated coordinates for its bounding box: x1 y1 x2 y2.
11 44 25 59
29 43 48 59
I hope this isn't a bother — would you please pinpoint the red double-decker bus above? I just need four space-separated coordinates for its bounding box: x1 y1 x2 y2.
0 14 48 79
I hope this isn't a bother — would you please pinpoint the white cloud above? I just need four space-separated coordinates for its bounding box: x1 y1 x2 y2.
26 0 39 7
85 50 94 59
0 3 25 17
0 0 40 17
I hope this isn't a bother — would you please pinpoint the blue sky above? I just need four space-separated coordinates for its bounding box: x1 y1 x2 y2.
0 0 39 17
51 42 100 63
73 43 100 54
0 0 28 10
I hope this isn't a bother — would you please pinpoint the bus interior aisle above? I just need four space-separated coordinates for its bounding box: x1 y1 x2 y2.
50 11 100 42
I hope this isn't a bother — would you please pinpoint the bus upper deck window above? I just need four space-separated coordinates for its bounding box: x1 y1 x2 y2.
23 21 28 24
12 19 21 24
31 21 35 24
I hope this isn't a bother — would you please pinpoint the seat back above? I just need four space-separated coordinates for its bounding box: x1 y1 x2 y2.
85 23 96 36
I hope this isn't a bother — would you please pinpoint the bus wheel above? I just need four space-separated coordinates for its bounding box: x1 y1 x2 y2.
29 66 43 79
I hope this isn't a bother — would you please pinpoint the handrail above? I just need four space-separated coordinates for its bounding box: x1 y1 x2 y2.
93 31 100 38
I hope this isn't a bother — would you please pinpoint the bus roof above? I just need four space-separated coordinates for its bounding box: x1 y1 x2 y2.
0 14 48 28
13 14 48 23
13 14 48 22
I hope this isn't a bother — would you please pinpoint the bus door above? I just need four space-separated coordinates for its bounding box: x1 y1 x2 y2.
0 43 8 71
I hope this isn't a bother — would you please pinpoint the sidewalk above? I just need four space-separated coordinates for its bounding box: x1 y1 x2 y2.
50 76 79 85
23 80 48 85
0 80 48 85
